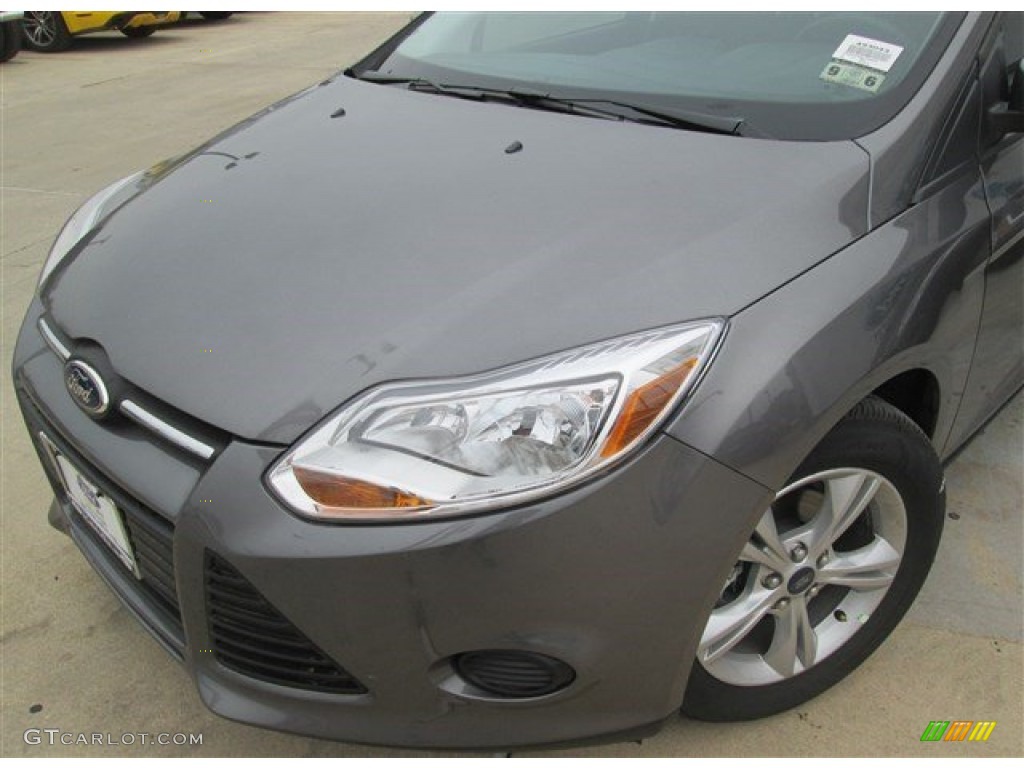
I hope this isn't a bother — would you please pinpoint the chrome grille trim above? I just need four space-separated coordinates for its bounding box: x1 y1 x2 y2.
120 399 216 460
38 317 71 361
38 316 216 461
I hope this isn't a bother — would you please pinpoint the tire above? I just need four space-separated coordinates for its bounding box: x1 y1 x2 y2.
199 12 234 21
682 396 945 721
20 11 72 53
0 22 22 63
121 26 157 39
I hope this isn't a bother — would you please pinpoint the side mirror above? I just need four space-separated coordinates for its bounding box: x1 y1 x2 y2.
989 59 1024 134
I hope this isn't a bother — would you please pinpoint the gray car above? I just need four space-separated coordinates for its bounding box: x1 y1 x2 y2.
12 11 1023 750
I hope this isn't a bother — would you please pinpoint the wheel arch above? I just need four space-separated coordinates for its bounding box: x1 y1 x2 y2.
869 367 942 439
790 361 949 487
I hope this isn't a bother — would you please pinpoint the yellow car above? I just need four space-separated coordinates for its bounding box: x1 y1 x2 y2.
20 11 180 52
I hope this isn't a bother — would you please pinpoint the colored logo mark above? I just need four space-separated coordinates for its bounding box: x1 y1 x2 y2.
920 721 996 742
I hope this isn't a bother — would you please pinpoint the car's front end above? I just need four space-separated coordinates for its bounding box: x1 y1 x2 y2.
15 304 771 745
13 93 795 741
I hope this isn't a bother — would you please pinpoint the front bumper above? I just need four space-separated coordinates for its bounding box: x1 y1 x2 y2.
13 299 772 750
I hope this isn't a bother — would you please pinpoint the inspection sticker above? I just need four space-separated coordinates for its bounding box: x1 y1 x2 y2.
832 34 903 73
820 61 886 93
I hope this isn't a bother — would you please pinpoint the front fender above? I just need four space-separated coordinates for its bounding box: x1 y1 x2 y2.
667 165 990 489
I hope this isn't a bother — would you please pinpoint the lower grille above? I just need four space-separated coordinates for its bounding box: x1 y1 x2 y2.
123 510 179 619
205 552 367 695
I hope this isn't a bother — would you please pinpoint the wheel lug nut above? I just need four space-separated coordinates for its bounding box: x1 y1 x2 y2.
790 543 808 562
817 552 829 568
774 597 790 610
762 573 782 589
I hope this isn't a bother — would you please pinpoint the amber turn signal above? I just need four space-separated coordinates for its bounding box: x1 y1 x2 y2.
292 466 430 514
601 357 698 458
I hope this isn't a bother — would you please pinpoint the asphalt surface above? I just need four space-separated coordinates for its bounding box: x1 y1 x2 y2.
1 12 1022 758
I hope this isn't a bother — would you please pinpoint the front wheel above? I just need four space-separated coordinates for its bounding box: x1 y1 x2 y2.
199 12 234 20
683 396 945 721
121 26 156 39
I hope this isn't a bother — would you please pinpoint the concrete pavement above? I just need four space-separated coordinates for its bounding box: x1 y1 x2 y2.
1 12 1021 758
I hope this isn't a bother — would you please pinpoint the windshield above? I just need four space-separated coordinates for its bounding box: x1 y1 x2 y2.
355 12 963 141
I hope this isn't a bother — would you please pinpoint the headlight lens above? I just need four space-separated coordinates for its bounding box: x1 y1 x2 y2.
38 173 143 289
268 320 724 521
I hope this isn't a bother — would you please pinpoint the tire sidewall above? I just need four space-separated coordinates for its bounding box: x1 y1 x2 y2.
1 22 22 62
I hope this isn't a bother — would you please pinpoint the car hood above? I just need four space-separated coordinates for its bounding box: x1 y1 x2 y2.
45 76 869 444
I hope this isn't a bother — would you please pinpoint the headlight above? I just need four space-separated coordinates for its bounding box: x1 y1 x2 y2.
268 320 724 521
38 173 143 289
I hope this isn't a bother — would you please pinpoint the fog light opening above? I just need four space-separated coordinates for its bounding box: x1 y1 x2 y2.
452 650 576 699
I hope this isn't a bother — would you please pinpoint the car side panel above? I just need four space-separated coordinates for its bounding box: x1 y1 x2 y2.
61 13 121 35
61 12 179 35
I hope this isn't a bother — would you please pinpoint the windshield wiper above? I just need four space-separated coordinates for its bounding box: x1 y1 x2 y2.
350 70 746 136
507 93 745 136
577 99 744 136
348 71 475 98
351 72 625 121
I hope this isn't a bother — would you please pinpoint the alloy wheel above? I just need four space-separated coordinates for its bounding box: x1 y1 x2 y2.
698 468 907 686
22 12 58 48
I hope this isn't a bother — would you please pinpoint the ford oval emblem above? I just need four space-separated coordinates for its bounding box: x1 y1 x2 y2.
64 360 110 417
